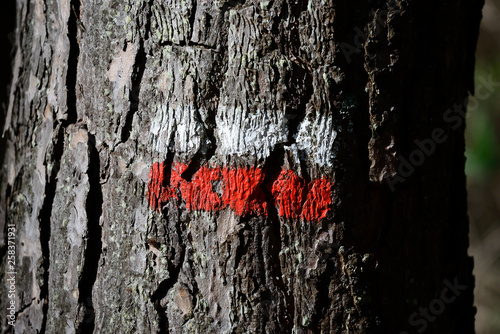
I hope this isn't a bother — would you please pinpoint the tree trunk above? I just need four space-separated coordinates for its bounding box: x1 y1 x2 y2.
0 0 484 333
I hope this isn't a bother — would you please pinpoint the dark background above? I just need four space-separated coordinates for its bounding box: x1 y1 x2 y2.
0 0 16 171
467 1 500 333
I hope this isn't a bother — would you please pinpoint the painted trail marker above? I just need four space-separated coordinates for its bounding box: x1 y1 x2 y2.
147 162 333 221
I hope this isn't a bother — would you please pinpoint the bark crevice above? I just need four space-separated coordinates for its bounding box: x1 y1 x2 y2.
38 126 66 334
76 133 103 334
158 40 221 53
14 298 36 319
188 0 197 41
150 231 186 333
65 0 81 125
121 43 146 143
261 146 295 330
121 0 153 143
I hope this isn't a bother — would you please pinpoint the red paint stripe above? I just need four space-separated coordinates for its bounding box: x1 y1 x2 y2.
300 177 332 221
181 165 222 211
271 169 306 219
221 167 268 216
147 163 333 221
147 162 166 212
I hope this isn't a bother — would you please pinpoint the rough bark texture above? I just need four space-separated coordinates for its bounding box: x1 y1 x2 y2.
0 0 484 333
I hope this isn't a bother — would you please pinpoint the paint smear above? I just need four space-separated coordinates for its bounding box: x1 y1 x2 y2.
147 163 333 221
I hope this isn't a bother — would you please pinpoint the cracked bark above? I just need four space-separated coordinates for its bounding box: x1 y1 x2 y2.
0 0 484 333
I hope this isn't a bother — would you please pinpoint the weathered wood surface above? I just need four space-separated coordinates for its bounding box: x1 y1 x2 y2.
0 0 484 333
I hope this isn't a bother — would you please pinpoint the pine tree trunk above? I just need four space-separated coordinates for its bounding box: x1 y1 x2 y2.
0 0 485 333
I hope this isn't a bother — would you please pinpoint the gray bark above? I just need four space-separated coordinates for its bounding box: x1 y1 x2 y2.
0 0 484 333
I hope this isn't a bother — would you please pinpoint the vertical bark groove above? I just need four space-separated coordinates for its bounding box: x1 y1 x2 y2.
76 133 103 334
66 0 82 125
121 0 153 143
150 231 186 334
38 126 65 334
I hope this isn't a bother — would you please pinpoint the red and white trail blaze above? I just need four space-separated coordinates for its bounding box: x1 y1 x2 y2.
147 162 333 221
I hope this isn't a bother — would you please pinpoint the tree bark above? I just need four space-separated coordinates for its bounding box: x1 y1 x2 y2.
0 0 484 333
